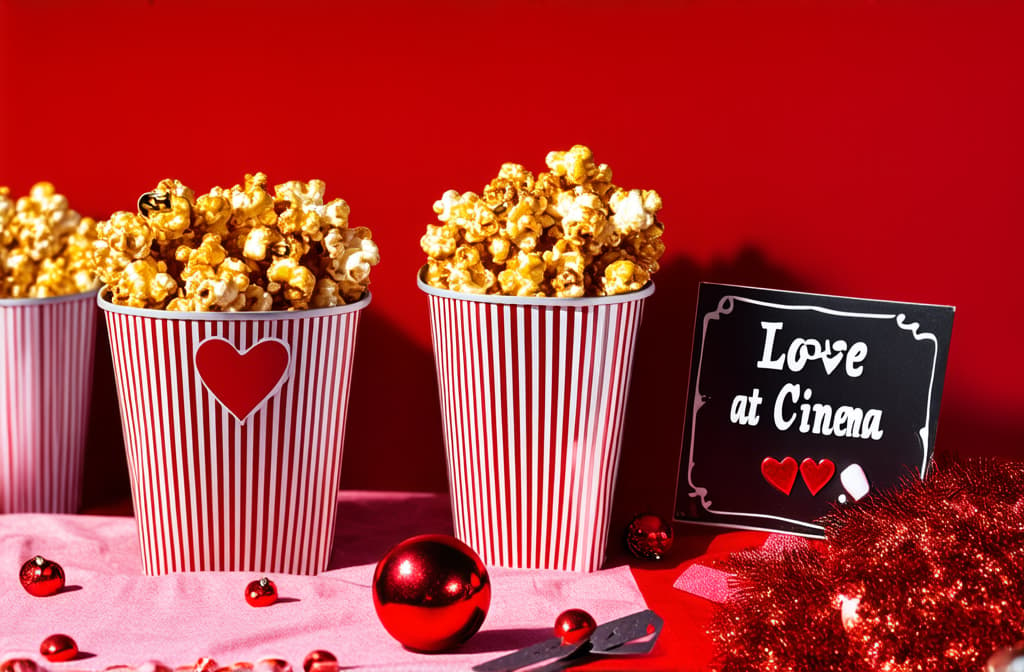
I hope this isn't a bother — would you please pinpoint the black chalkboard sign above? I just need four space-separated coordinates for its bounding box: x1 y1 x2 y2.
674 283 954 536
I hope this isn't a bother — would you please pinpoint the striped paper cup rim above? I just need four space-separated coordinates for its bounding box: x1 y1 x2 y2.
416 265 654 306
98 290 371 321
0 286 101 307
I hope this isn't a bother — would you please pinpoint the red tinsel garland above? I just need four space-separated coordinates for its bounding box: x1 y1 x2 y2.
711 457 1024 672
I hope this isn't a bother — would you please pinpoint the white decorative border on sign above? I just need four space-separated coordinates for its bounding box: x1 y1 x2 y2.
685 294 940 534
895 313 940 470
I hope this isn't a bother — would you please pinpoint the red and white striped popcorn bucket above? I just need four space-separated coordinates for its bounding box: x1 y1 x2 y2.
419 270 654 572
98 292 369 576
0 290 98 513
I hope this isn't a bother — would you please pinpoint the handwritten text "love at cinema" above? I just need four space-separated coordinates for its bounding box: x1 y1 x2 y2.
728 322 884 440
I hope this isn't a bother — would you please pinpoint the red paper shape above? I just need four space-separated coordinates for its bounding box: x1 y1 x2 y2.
799 458 836 496
194 338 291 422
761 457 799 495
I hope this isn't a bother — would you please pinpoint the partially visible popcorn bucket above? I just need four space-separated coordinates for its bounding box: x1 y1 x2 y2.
418 267 654 572
0 290 98 513
98 291 370 576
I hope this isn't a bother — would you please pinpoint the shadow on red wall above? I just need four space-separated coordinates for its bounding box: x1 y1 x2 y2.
608 247 807 541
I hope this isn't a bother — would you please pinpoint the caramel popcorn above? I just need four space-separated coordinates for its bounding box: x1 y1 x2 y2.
421 145 664 297
0 183 98 298
94 173 379 311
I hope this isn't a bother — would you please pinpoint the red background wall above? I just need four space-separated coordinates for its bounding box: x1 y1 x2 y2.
2 1 1022 531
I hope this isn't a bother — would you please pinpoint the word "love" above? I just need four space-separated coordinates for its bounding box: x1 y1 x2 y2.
756 322 868 378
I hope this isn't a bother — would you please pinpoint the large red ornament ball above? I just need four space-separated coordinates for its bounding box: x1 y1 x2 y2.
554 609 597 645
244 577 278 607
0 659 38 672
39 634 78 662
625 513 674 561
372 534 491 652
19 556 65 597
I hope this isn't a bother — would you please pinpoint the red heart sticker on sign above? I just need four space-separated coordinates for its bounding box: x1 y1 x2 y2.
194 338 291 422
761 456 799 495
799 458 836 496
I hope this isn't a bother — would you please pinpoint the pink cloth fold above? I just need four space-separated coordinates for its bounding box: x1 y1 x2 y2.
1 492 648 671
672 531 813 603
672 563 732 604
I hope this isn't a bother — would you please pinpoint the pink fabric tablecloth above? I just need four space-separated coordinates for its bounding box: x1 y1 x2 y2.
1 492 648 671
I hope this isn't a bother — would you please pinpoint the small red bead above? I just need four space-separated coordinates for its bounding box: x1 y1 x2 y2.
301 651 337 672
192 658 218 672
245 577 278 607
40 634 78 662
253 659 290 672
19 556 65 597
0 659 39 672
554 608 597 645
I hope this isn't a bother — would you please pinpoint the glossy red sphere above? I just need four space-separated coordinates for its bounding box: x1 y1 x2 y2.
372 534 491 652
301 651 337 672
39 634 78 662
0 659 39 672
625 513 674 561
245 577 278 607
554 608 597 644
19 556 65 597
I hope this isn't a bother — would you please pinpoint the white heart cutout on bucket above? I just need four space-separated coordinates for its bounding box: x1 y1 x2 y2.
194 337 292 423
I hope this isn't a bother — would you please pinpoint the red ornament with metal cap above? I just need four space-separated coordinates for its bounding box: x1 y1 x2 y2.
625 513 674 561
245 577 278 607
19 556 65 597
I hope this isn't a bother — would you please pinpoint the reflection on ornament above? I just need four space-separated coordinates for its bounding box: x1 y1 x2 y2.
19 556 65 597
39 634 78 662
554 609 597 644
372 534 491 652
625 514 674 560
